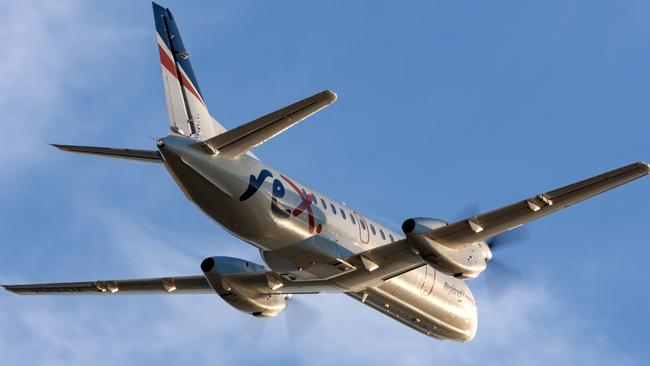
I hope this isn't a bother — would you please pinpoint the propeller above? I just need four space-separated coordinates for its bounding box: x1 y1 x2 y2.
452 203 528 299
483 227 528 300
239 295 322 341
284 295 323 340
486 227 529 253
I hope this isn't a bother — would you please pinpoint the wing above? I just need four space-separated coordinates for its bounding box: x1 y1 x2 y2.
197 90 337 158
52 144 163 164
420 162 650 248
262 240 424 294
3 274 339 296
3 276 211 295
330 239 423 291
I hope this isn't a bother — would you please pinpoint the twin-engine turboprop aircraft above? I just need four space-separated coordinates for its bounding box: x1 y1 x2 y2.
4 2 649 342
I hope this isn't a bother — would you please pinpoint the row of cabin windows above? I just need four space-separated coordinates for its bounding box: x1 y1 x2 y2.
305 191 396 243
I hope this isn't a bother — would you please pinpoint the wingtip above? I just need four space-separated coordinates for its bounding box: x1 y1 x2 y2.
324 90 338 103
641 161 650 171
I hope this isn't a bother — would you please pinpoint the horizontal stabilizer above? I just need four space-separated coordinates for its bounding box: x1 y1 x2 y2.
52 144 163 163
198 90 337 158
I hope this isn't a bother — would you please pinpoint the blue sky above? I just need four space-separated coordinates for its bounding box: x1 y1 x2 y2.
1 0 649 364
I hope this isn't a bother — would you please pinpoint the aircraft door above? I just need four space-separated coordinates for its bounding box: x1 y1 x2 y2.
355 212 371 245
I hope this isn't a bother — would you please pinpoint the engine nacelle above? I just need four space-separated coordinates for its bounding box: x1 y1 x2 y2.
201 256 288 317
402 217 490 279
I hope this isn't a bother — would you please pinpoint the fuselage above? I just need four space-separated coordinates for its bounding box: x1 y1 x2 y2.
157 135 478 341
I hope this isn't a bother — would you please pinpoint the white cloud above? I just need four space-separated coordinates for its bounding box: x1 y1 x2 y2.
0 0 144 178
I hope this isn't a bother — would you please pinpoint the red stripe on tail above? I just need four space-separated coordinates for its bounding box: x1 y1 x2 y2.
158 44 205 106
158 45 177 78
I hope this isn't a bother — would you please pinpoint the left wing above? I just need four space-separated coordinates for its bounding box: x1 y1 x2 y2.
414 161 650 249
328 239 423 291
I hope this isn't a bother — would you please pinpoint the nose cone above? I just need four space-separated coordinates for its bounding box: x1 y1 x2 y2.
466 310 478 342
459 302 479 342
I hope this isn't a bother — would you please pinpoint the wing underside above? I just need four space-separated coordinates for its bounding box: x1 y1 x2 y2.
3 276 211 295
4 239 423 297
424 162 650 248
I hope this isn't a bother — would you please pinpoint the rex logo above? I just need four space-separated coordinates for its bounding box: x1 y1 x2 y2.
239 169 322 234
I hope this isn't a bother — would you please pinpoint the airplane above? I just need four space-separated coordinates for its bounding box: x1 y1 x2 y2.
4 2 649 342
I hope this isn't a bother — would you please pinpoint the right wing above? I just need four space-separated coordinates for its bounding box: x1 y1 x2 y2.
4 274 337 296
197 90 337 158
4 239 425 297
419 162 650 249
4 276 210 295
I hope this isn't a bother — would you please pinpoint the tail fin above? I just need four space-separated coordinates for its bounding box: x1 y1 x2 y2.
152 2 225 140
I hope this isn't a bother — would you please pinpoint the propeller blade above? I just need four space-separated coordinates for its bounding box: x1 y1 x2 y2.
237 311 270 340
486 226 530 252
284 296 322 340
485 259 521 301
452 203 480 222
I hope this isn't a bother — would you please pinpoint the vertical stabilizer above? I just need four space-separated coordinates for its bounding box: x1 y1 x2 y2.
152 2 225 140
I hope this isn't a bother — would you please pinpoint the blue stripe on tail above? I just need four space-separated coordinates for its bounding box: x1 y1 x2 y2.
152 2 204 100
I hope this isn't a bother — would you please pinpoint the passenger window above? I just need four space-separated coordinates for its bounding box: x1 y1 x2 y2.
330 204 337 215
389 234 395 242
380 229 386 240
350 214 356 225
341 209 347 220
311 194 317 206
370 224 376 235
321 199 327 209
